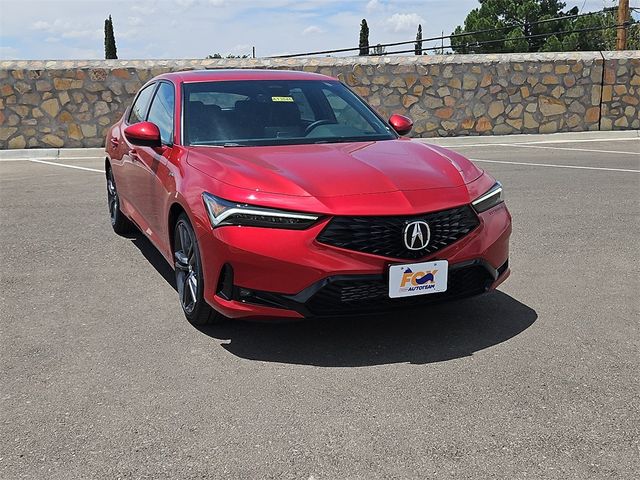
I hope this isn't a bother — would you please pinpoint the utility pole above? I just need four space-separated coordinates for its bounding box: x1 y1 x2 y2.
617 0 630 50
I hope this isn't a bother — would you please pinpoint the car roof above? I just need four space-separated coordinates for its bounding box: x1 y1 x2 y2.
155 69 337 84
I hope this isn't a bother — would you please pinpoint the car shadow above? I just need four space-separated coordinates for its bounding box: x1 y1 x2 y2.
131 234 176 290
199 291 536 366
131 232 537 367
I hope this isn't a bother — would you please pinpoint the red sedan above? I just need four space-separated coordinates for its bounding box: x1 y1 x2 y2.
105 69 511 324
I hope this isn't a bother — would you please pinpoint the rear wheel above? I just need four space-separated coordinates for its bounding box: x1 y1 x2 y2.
106 167 134 235
174 213 225 326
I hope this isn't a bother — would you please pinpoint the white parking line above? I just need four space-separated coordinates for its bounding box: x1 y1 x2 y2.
471 158 640 173
437 137 640 149
512 137 639 145
28 159 103 173
5 153 639 175
0 156 102 162
504 144 640 156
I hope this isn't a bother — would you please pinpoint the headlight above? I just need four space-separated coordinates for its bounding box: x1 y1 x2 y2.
472 182 504 213
202 193 319 229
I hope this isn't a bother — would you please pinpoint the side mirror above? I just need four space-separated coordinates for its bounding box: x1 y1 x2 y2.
124 122 162 147
389 114 413 136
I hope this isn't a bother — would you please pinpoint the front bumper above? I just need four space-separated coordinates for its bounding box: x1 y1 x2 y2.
198 203 512 319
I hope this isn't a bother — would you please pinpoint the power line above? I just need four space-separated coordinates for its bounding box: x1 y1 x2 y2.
384 23 624 56
271 9 620 59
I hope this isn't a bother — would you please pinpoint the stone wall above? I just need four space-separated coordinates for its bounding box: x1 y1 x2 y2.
0 51 638 149
601 53 640 130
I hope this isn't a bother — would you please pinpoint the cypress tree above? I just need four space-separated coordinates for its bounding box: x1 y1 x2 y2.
104 15 117 59
415 24 423 55
359 19 369 56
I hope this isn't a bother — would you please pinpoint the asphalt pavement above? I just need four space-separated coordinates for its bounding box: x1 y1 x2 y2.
1 131 639 479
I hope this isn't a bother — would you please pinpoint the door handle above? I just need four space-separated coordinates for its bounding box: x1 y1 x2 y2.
110 137 119 147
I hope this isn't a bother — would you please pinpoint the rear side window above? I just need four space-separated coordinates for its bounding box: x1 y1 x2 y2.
147 82 175 144
128 83 156 124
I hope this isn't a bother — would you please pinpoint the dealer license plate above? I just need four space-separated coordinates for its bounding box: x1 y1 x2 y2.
388 260 448 298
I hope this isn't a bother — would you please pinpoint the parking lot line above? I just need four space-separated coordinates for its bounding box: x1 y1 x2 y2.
504 144 640 156
436 137 640 148
511 137 639 145
0 156 102 162
471 158 640 173
28 158 103 173
5 156 638 175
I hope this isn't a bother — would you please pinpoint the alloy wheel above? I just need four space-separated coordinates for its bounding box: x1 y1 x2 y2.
174 221 199 314
107 170 118 225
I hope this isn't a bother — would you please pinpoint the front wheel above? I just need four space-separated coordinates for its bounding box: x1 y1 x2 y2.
173 213 225 326
107 167 134 235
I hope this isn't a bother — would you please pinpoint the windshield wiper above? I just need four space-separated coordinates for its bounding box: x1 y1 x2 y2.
311 138 372 145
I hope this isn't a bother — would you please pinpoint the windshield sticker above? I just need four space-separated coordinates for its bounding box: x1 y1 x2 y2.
271 96 294 102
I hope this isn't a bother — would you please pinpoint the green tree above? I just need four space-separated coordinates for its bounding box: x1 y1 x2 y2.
415 24 423 55
504 26 528 51
451 0 576 53
359 19 369 56
371 44 386 55
104 15 117 59
206 53 250 59
561 8 640 51
452 1 638 53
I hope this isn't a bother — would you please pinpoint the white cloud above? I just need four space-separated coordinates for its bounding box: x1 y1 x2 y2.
385 13 424 33
29 19 101 40
302 25 323 35
366 0 382 14
229 43 252 54
175 0 196 7
31 19 72 33
31 20 51 31
327 11 361 29
128 17 143 27
0 0 493 60
0 46 19 60
61 29 102 40
132 4 156 14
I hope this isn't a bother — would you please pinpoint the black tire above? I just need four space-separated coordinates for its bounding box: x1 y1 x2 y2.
106 167 135 236
173 213 225 326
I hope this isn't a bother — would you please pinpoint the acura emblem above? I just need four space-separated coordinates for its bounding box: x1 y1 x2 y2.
404 221 430 250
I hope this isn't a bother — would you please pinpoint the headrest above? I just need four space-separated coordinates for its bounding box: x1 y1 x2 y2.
235 99 267 116
189 101 222 117
269 102 301 124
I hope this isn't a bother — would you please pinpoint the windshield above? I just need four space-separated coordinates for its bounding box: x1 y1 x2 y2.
182 80 396 147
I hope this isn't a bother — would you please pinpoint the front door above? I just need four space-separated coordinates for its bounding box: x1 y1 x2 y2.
119 82 157 226
135 81 176 247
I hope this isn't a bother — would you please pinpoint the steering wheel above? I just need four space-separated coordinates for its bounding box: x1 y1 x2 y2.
304 119 336 136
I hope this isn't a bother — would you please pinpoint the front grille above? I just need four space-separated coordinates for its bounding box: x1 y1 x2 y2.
305 265 493 316
317 205 479 260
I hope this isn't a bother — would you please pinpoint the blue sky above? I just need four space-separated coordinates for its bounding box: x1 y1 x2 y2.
0 0 633 60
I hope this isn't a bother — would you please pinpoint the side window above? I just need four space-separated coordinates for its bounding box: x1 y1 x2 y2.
147 83 175 144
128 83 156 124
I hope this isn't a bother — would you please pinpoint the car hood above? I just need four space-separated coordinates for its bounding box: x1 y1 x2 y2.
186 139 483 198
